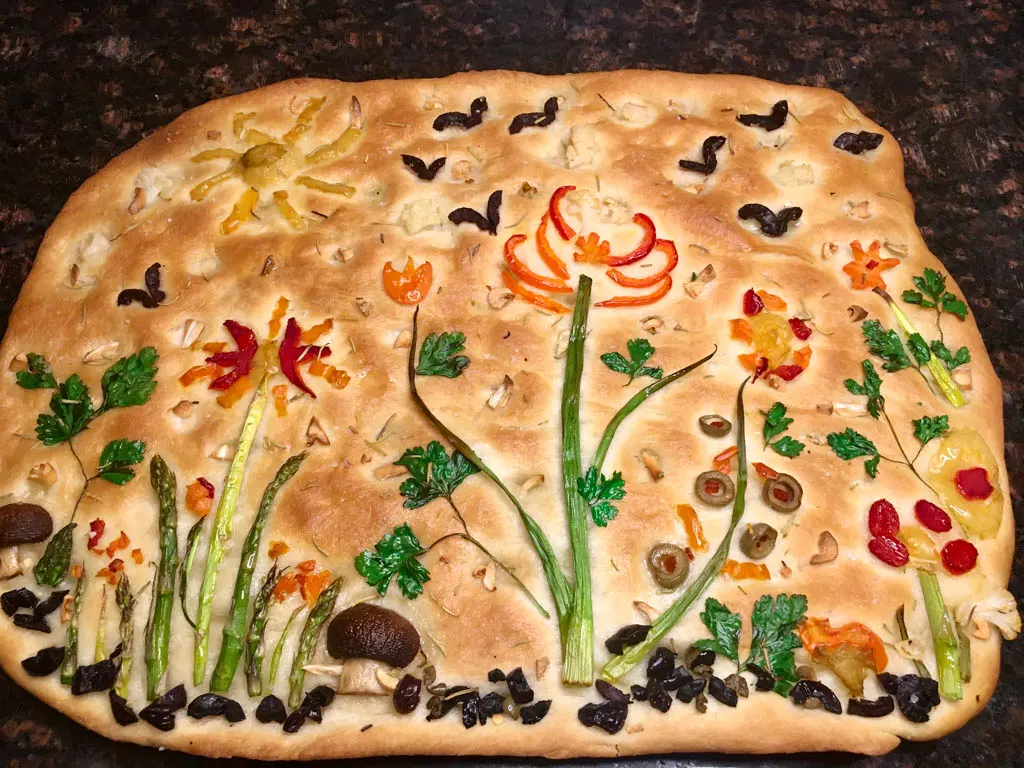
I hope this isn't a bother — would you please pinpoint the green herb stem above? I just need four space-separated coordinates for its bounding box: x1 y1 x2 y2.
145 455 179 700
918 569 962 701
288 576 342 708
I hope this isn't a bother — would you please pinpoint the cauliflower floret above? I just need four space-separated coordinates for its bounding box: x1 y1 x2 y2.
565 124 599 169
134 166 175 202
398 199 443 234
75 232 112 268
956 590 1021 641
774 161 815 187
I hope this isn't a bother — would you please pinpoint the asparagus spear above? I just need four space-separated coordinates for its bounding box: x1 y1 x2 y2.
94 586 108 663
193 377 268 686
918 569 963 700
60 570 84 685
211 452 307 691
178 518 203 628
288 577 342 707
145 455 179 700
34 522 76 588
245 563 283 697
270 604 304 688
114 572 136 699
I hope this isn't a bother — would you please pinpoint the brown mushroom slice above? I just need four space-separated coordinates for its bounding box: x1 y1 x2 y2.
0 503 53 547
327 604 420 668
762 474 803 512
809 531 839 564
647 543 690 588
694 471 735 507
739 523 778 560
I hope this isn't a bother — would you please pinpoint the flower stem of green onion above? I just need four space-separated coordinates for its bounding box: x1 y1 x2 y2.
918 568 963 700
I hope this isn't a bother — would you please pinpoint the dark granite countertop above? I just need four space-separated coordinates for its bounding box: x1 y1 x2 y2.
0 1 1020 766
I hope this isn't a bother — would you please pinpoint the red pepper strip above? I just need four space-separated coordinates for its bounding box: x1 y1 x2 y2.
606 239 678 287
535 214 570 279
504 234 573 293
501 270 570 314
771 365 805 381
279 318 318 397
548 185 577 240
604 213 657 267
205 320 258 391
595 275 672 308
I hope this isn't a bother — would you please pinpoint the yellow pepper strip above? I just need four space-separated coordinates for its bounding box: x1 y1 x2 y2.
305 127 362 166
190 167 240 201
294 176 356 197
233 112 256 139
282 96 326 144
191 148 242 163
220 187 259 234
245 130 275 146
268 296 290 339
272 190 305 230
215 374 254 408
676 504 708 553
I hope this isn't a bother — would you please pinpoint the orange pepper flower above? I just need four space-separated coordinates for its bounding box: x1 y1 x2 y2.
755 289 788 312
215 374 254 408
382 257 433 305
324 366 350 389
730 318 754 344
296 559 317 573
713 445 739 474
535 214 570 280
503 234 572 293
595 275 672 308
793 346 813 369
268 540 290 559
131 548 144 564
179 364 220 387
502 270 570 314
753 462 779 480
300 318 333 344
272 383 289 417
842 240 900 290
300 570 332 607
677 504 708 553
573 232 612 264
105 531 129 558
185 479 214 517
797 617 888 673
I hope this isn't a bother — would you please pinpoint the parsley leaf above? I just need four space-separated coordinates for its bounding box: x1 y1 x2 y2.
416 331 470 378
906 333 932 366
903 269 968 321
759 402 804 457
862 320 911 373
394 441 478 509
930 340 970 371
100 347 158 411
36 374 94 445
912 415 949 446
743 593 807 696
355 523 430 599
97 439 146 485
827 427 881 478
600 338 663 384
770 436 805 458
576 466 626 527
15 353 57 389
940 293 968 321
843 360 885 419
694 597 741 666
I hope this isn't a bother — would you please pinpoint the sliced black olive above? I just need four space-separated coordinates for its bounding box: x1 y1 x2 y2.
847 695 895 718
144 263 166 303
401 155 446 181
877 673 940 723
834 131 884 155
698 414 732 437
2 587 39 616
71 644 122 695
708 675 738 707
724 673 749 698
478 691 504 723
487 667 506 683
604 624 651 655
577 700 628 734
109 689 139 726
675 675 706 703
736 100 788 131
647 543 689 588
34 589 69 618
460 692 481 728
662 666 689 691
790 679 842 714
679 136 728 176
509 96 559 135
646 646 677 680
504 666 534 704
433 96 488 131
630 683 648 701
595 679 629 703
14 613 51 633
746 662 776 692
739 522 778 560
187 693 245 722
139 684 187 732
0 503 53 547
645 678 673 712
519 699 552 725
283 708 306 734
21 645 65 676
738 203 803 237
305 685 335 709
256 694 287 724
694 470 735 506
326 603 419 667
448 189 502 235
763 474 803 512
393 674 422 714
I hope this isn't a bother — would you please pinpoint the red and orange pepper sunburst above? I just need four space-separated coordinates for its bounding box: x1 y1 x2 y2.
501 186 681 312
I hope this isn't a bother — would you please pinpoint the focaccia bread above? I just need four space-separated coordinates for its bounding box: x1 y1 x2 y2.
0 70 1016 760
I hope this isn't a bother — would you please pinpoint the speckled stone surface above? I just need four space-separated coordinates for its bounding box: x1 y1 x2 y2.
0 1 1020 766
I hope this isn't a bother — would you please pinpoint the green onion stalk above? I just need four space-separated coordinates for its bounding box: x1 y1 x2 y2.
60 569 84 685
245 562 283 697
270 604 304 688
918 569 963 700
288 576 342 707
602 378 750 682
114 572 136 699
94 586 108 663
145 455 179 700
211 452 307 691
193 376 269 686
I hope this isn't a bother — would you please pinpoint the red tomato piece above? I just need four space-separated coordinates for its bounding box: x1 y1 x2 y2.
788 317 812 340
87 519 106 551
771 365 804 381
954 467 994 500
868 535 909 568
914 499 952 533
742 288 764 316
941 539 978 575
868 499 900 537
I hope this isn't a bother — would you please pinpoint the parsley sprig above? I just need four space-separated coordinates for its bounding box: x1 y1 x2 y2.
415 331 470 377
576 467 626 526
760 402 804 458
902 268 968 342
600 338 663 384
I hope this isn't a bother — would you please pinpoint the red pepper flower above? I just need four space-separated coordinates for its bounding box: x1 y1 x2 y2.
206 320 258 391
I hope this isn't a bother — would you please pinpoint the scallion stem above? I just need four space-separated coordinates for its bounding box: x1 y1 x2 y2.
918 569 962 700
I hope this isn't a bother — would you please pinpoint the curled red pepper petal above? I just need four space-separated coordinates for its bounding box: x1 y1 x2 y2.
197 477 215 497
87 519 105 551
501 270 570 314
206 320 258 391
548 185 577 241
788 317 813 340
504 234 572 293
535 214 570 279
279 317 317 397
604 213 657 267
595 274 672 308
770 364 805 381
606 239 679 287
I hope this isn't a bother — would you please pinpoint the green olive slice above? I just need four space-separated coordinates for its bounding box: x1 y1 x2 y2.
647 543 690 589
698 414 732 438
762 473 803 512
739 522 778 560
694 470 735 507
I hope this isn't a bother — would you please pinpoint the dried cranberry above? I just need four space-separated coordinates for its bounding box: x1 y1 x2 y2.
393 674 422 714
954 467 993 500
21 646 65 676
941 539 978 575
868 499 901 537
504 666 534 704
771 365 804 381
787 317 812 340
868 535 909 568
742 288 764 316
577 700 628 734
519 699 552 725
914 500 952 532
256 695 287 724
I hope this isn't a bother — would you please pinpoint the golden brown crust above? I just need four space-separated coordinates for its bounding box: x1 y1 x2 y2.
0 69 1012 759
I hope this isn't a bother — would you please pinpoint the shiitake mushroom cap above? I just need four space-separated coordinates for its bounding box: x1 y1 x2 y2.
0 503 53 547
327 603 420 668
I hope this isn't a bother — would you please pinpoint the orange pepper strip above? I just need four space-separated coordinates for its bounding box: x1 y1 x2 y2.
201 342 227 353
296 559 317 573
606 239 679 288
382 257 433 305
272 383 289 417
548 185 577 240
274 572 299 601
268 540 290 559
755 289 788 312
713 445 739 475
185 481 214 517
535 214 570 279
730 318 754 344
793 346 813 369
300 318 334 343
307 359 330 377
215 374 254 408
179 364 219 386
324 366 351 389
798 617 888 673
131 548 144 564
605 213 658 267
737 352 760 372
300 570 332 607
677 504 708 553
501 270 570 314
268 296 290 339
595 275 672 308
721 559 771 580
504 234 572 293
842 240 900 291
105 531 130 558
753 461 780 480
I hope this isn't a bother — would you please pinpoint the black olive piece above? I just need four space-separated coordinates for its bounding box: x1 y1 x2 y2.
630 684 648 701
645 678 673 713
401 154 447 181
0 503 53 547
478 691 504 723
393 674 422 715
694 470 736 506
283 708 306 734
2 587 39 616
737 203 803 237
679 136 728 175
426 685 475 721
519 699 552 725
460 692 481 729
847 695 895 718
144 263 166 303
109 689 139 726
433 96 488 131
326 603 420 667
762 473 803 512
684 647 716 671
139 684 187 732
647 543 690 589
877 673 940 723
256 695 287 724
661 666 689 691
708 675 739 707
646 646 677 680
790 679 842 715
675 675 706 704
746 663 776 692
509 96 560 135
13 613 51 633
604 624 651 655
305 685 335 709
448 190 502 235
739 522 779 560
724 673 749 698
736 100 789 131
117 263 164 308
301 700 323 724
187 693 245 723
71 644 122 695
34 589 69 617
504 666 534 705
698 414 732 438
577 700 628 734
21 645 65 676
487 668 506 683
834 131 884 155
595 679 629 704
